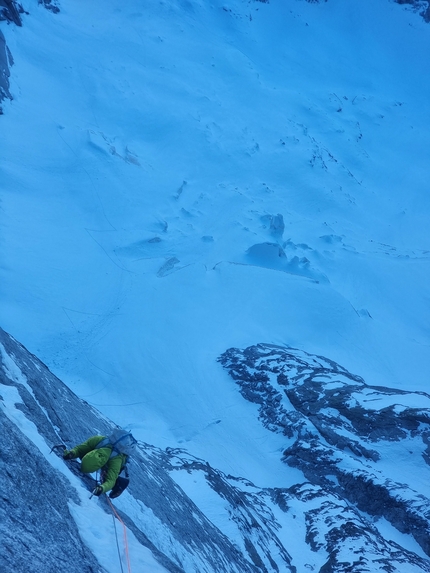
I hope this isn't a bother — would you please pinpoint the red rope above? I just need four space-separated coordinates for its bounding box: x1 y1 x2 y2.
107 496 132 573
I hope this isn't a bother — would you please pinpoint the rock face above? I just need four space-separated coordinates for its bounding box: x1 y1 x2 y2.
219 343 430 571
0 328 296 573
395 0 430 22
0 1 23 26
0 0 22 113
0 29 12 112
3 328 430 572
0 0 61 112
1 410 105 573
38 0 60 14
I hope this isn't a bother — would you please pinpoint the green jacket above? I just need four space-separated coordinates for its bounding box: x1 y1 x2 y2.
66 435 127 493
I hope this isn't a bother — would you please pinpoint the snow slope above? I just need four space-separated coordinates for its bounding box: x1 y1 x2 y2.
4 327 430 573
1 0 430 569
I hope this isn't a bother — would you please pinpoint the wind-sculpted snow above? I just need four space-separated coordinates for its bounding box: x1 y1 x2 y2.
219 343 430 569
0 0 428 116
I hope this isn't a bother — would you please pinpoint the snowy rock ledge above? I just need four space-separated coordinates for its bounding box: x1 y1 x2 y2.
0 29 12 113
219 343 430 571
394 0 430 22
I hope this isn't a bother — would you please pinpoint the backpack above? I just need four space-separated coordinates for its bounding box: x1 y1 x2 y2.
96 429 137 459
108 429 137 456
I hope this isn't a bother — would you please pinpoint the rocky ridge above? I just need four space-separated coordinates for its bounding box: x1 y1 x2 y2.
219 343 430 569
3 326 430 571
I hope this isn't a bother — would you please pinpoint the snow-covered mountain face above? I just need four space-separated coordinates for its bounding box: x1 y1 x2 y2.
3 327 286 573
220 345 430 556
1 0 430 571
3 329 430 572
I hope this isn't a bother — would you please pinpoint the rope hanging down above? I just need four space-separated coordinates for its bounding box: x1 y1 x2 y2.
106 496 132 573
111 513 125 573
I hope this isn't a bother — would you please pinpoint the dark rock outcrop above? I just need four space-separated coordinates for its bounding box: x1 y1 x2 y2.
0 1 23 113
0 0 23 26
219 343 430 566
7 326 429 572
0 29 12 112
0 0 61 113
395 0 430 22
38 0 60 14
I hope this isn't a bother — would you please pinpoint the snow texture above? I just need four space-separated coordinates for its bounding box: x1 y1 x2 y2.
1 0 430 571
4 328 430 571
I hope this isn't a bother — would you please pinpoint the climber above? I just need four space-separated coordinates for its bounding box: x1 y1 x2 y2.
63 429 137 498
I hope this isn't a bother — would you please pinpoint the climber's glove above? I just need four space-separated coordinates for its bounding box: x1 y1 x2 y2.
93 486 104 497
63 451 75 460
